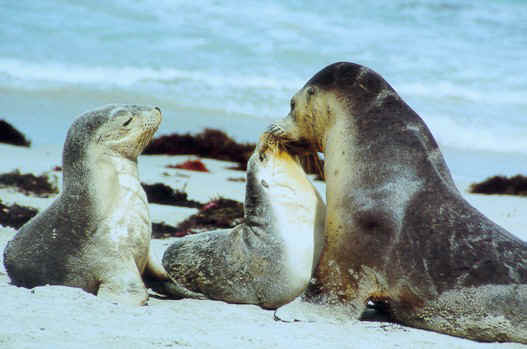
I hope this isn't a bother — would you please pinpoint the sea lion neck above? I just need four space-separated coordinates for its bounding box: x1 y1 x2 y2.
96 149 139 177
323 117 356 201
243 169 274 231
61 142 93 196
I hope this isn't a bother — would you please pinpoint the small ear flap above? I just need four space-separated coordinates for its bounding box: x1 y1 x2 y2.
306 86 316 103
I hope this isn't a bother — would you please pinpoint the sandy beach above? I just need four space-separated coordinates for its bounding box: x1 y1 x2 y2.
2 0 526 346
0 142 526 349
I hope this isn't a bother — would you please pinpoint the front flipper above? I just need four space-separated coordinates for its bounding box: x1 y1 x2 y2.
97 262 149 306
274 297 364 323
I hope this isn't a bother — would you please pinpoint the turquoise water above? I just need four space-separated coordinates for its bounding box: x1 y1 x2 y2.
1 0 526 179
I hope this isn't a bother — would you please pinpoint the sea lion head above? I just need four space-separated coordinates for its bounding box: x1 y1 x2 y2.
268 62 396 154
64 104 162 164
59 104 161 199
244 133 322 229
61 105 161 180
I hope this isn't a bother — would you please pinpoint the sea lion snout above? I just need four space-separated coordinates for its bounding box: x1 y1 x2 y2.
267 121 312 156
142 109 162 134
267 123 286 138
254 131 286 161
134 105 162 132
268 117 297 142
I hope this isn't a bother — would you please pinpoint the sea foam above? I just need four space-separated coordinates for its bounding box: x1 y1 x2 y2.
0 58 301 90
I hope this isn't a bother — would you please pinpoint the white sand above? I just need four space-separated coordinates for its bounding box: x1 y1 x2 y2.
0 143 526 349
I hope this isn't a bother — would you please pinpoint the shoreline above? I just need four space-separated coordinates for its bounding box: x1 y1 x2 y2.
0 142 525 238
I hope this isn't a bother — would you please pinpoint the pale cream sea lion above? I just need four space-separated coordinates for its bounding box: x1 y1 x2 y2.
161 134 326 309
270 62 527 343
3 104 168 306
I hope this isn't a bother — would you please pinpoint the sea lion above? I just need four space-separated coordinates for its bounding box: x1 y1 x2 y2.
3 104 168 306
269 62 527 343
161 134 326 309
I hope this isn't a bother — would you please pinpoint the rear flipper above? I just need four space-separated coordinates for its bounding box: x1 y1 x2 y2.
399 284 527 344
143 250 169 281
146 277 208 300
142 246 207 299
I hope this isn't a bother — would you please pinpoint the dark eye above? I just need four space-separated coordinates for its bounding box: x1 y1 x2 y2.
122 117 133 127
290 99 295 110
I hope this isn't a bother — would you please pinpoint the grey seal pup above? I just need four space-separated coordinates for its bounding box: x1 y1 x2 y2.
161 134 326 309
3 104 168 306
270 62 527 343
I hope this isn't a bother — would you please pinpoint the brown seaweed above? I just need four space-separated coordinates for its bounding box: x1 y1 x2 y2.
0 120 31 147
0 200 38 229
141 183 202 208
167 159 209 172
151 222 196 239
469 175 527 196
152 197 244 239
143 128 255 170
0 170 58 197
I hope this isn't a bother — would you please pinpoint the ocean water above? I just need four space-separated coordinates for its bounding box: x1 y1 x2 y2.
1 0 526 181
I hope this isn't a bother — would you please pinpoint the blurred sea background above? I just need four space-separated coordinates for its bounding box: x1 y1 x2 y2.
1 0 526 183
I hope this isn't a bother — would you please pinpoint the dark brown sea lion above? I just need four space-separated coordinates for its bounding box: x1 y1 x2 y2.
269 62 527 343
